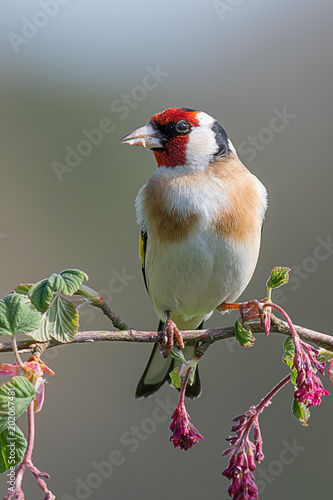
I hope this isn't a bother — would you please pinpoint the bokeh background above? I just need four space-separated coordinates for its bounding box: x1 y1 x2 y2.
1 1 333 499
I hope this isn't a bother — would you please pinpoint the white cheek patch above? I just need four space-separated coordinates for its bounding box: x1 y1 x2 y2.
185 112 219 172
185 128 218 168
197 112 216 128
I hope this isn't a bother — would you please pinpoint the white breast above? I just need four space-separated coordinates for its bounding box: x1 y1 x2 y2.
143 226 260 330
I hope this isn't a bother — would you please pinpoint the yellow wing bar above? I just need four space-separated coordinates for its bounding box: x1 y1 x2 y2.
139 231 145 270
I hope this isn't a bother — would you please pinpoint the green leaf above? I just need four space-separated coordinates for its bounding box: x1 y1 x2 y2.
266 267 291 290
290 367 298 386
0 377 35 433
29 296 79 343
0 424 27 473
282 338 298 384
14 284 33 296
317 348 333 363
47 296 79 343
169 347 186 362
28 269 88 313
292 398 310 426
0 294 41 337
28 278 53 313
170 368 182 389
283 337 295 369
28 311 49 342
234 317 254 347
54 269 89 296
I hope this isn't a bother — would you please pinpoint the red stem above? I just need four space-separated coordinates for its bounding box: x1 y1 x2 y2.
14 401 35 494
11 401 53 498
255 373 291 415
179 367 191 406
239 373 291 447
26 400 35 459
263 302 298 339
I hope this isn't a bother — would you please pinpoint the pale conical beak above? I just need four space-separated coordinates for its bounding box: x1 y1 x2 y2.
121 123 164 149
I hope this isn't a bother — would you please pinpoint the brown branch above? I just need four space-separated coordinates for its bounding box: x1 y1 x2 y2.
76 285 131 331
0 314 332 354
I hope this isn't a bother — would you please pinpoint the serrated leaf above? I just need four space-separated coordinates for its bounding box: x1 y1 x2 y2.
170 368 182 389
266 267 291 290
14 284 33 296
234 317 254 347
27 311 50 342
292 398 310 426
0 424 27 473
48 296 79 342
56 269 88 296
29 296 78 343
28 278 53 313
47 269 88 296
0 294 41 337
0 377 35 433
283 337 295 369
28 269 88 314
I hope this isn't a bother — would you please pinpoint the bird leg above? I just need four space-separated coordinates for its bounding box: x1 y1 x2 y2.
161 311 184 358
218 300 265 325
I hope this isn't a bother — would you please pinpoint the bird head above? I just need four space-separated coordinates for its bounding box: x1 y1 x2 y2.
121 107 234 171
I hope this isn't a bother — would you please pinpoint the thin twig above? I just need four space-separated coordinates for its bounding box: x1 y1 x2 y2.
76 285 131 331
0 314 332 354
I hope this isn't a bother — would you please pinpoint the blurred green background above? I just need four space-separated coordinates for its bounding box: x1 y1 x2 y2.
1 1 333 499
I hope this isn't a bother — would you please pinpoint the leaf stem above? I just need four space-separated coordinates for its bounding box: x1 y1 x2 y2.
12 335 26 371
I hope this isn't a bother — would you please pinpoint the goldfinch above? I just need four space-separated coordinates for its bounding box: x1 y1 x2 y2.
121 107 267 398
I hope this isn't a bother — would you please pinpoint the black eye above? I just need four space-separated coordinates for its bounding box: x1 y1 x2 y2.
175 120 190 134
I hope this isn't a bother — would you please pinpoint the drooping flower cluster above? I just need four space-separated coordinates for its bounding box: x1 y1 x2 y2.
293 338 330 407
263 269 330 412
170 400 204 451
263 302 330 409
222 371 292 499
222 409 264 500
169 366 204 451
